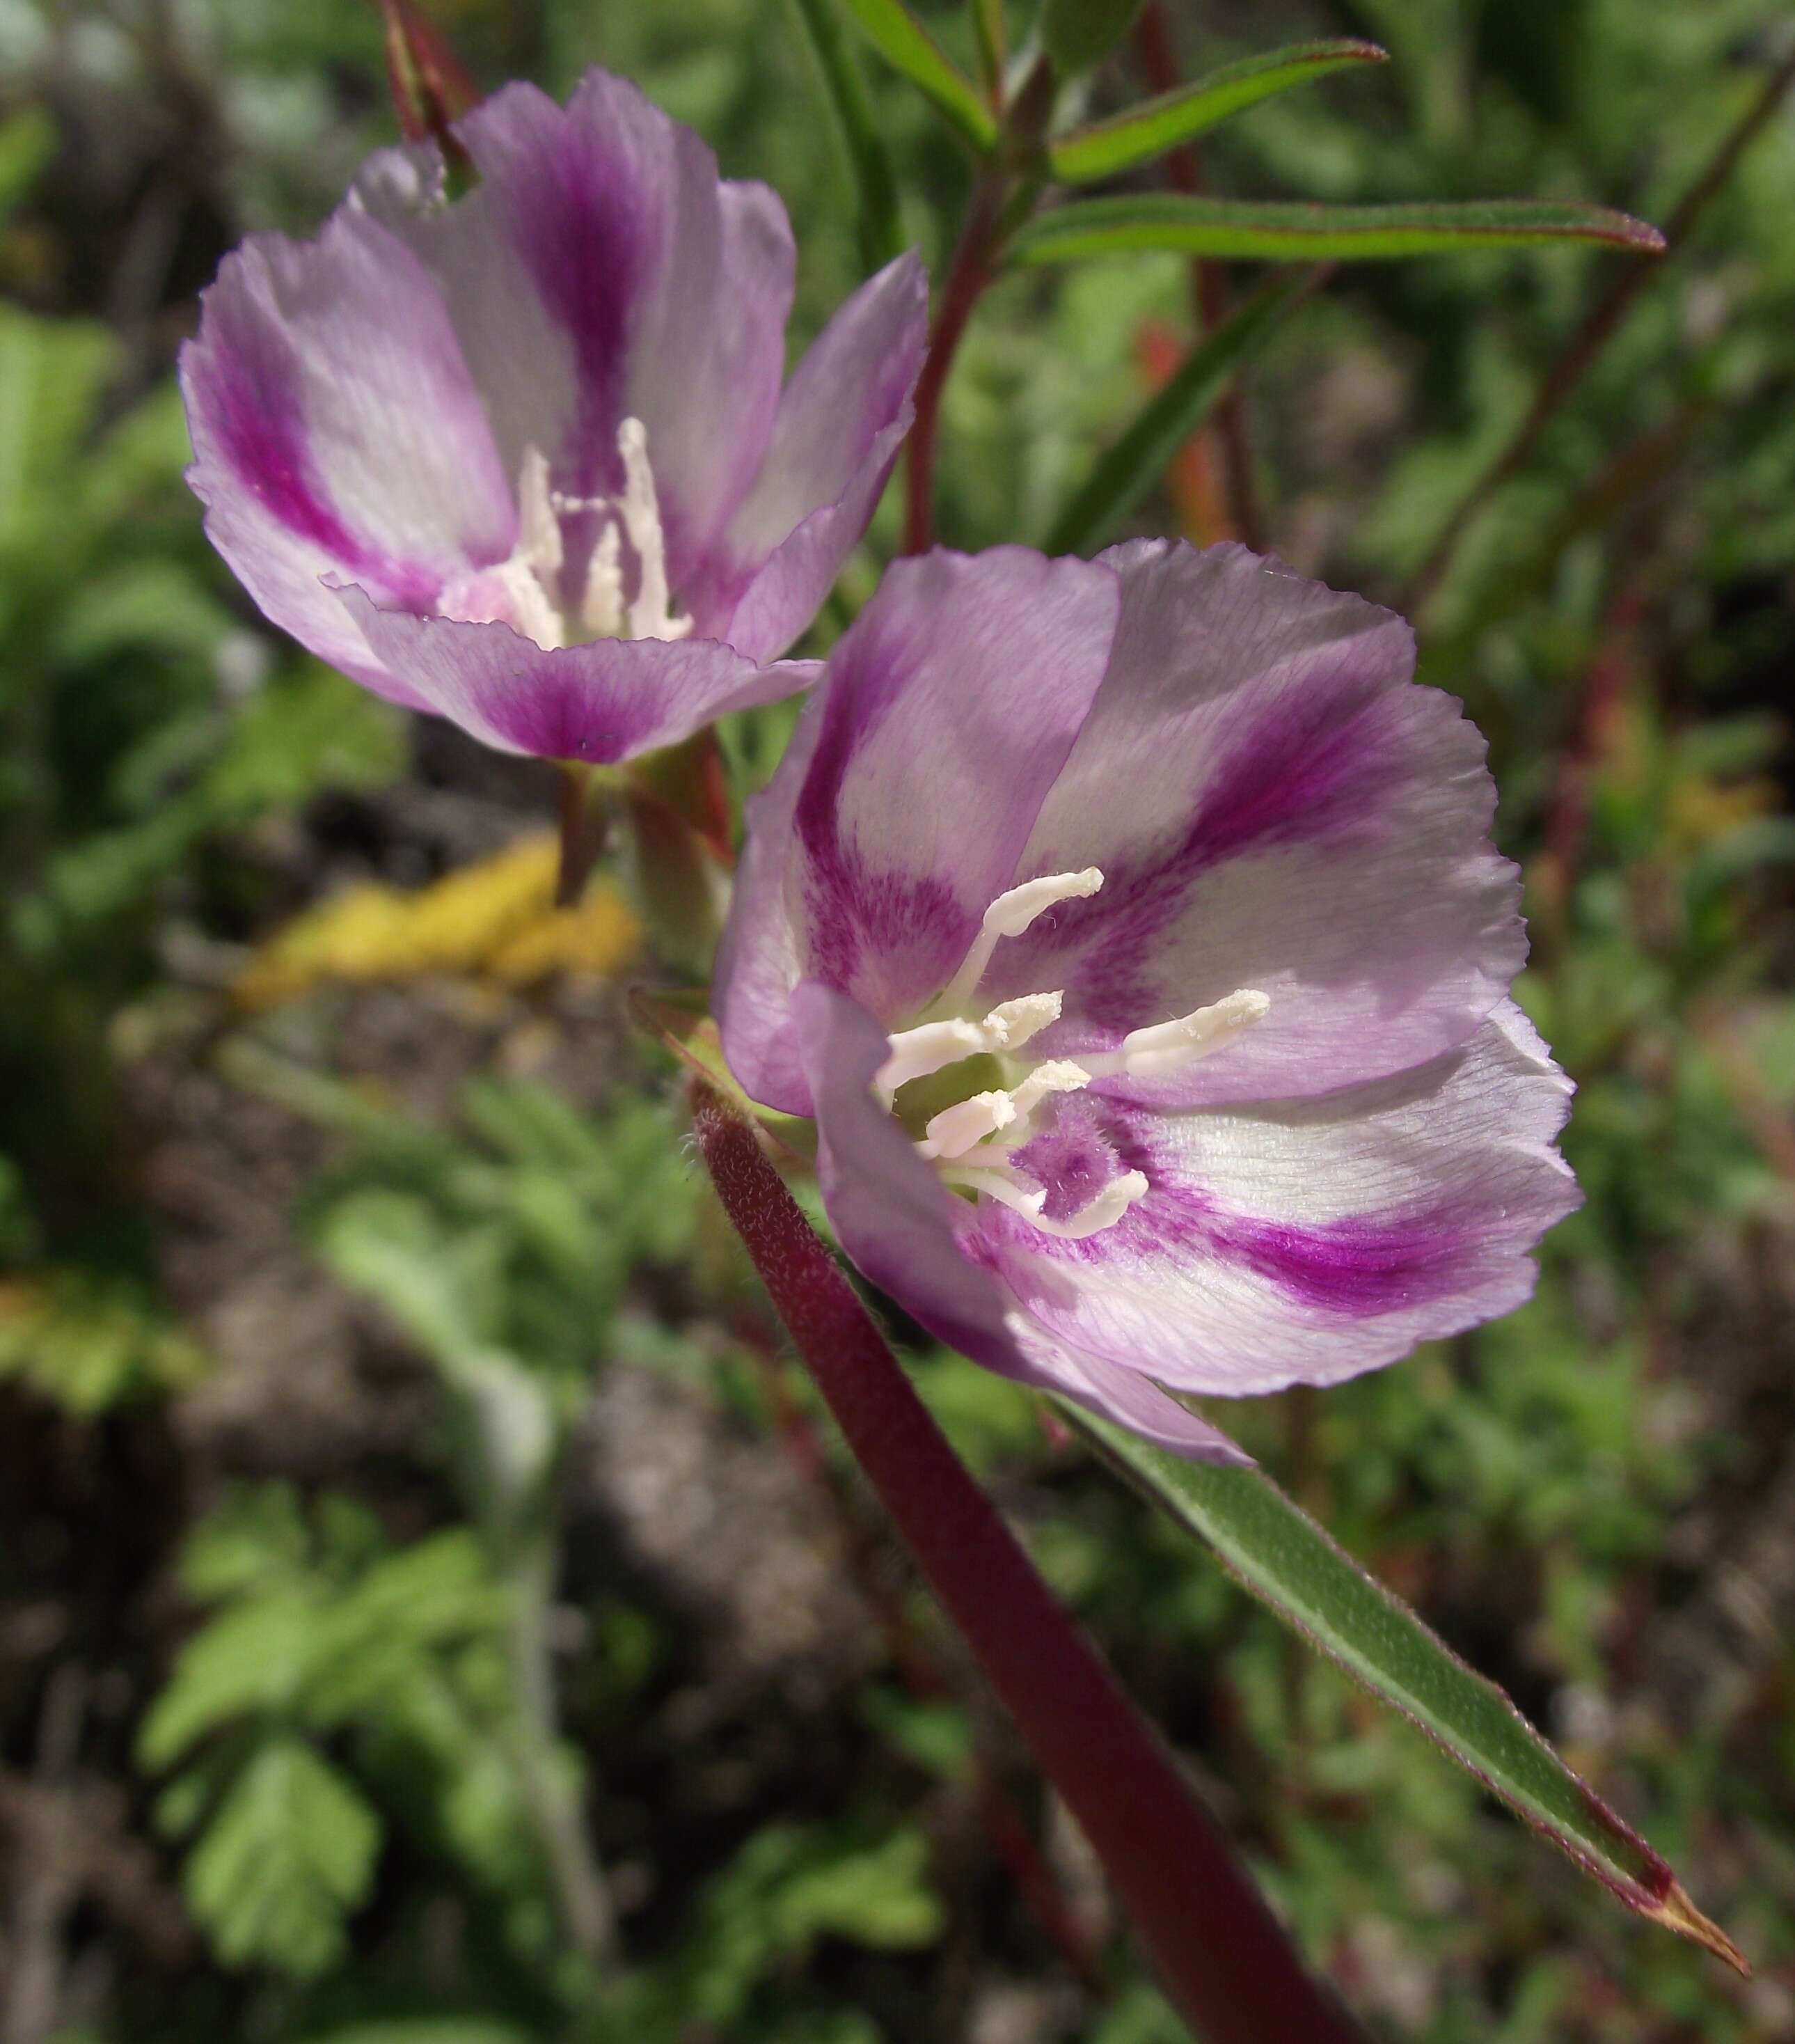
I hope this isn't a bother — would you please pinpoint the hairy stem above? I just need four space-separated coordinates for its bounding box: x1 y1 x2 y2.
690 1078 1367 2043
737 1314 1105 1990
1403 40 1795 613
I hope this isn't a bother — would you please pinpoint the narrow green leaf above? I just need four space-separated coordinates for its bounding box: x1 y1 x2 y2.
835 0 998 152
1043 268 1315 555
1050 40 1387 184
1059 1401 1748 1974
967 0 1006 102
1011 194 1668 265
786 0 905 273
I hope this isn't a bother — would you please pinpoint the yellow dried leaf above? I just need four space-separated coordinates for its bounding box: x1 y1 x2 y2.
236 834 639 1009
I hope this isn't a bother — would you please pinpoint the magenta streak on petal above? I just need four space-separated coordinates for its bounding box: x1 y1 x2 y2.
986 1097 1480 1319
1007 669 1409 1030
502 120 661 501
208 329 441 612
1196 1208 1486 1315
792 617 979 1009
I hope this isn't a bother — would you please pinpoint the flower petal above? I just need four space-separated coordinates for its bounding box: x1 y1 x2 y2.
709 251 930 660
721 548 1120 1059
181 210 514 701
972 1000 1579 1397
334 588 817 762
358 73 795 608
793 982 1249 1461
715 684 833 1114
991 541 1524 1104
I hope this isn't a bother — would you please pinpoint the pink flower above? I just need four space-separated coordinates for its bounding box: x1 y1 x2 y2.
182 70 926 762
716 541 1579 1461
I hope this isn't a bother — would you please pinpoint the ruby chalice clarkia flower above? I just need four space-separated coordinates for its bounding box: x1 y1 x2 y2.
716 541 1581 1461
182 68 927 763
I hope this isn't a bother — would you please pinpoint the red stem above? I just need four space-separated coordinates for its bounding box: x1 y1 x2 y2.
736 1314 1103 1988
691 1080 1368 2044
1134 1 1263 552
903 174 1006 555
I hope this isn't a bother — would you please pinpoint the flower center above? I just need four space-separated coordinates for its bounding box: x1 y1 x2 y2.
440 417 693 651
876 869 1269 1241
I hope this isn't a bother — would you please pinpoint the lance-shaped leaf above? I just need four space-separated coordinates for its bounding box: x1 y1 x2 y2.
1011 194 1668 265
1044 267 1318 554
787 0 905 273
1050 40 1388 184
1059 1401 1749 1974
835 0 998 153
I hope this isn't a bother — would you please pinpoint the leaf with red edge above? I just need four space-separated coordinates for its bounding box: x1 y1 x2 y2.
1061 1402 1748 1974
381 0 478 187
1011 194 1668 265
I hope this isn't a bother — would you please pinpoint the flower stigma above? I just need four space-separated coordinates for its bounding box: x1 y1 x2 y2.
439 416 693 650
876 868 1270 1242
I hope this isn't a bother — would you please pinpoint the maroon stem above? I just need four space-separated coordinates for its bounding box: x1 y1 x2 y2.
691 1080 1368 2044
1403 40 1795 613
1134 1 1263 552
903 172 1006 555
736 1313 1104 1991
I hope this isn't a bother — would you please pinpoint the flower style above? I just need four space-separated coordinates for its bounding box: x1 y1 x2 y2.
715 542 1581 1461
182 69 927 763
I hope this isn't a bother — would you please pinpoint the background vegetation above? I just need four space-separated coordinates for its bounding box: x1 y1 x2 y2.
1 1 1793 2038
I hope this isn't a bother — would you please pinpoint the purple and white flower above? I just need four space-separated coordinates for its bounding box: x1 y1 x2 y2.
715 541 1580 1461
182 69 927 763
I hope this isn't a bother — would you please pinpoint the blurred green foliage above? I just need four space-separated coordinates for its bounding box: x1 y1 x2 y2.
0 0 1793 2041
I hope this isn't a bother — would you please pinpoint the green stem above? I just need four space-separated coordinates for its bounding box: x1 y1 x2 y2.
504 1536 619 1970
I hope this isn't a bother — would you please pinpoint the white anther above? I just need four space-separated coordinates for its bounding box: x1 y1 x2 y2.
1025 1170 1150 1240
939 1162 1048 1218
980 991 1061 1051
919 1090 1016 1162
985 867 1105 938
876 1018 988 1103
489 559 567 651
1002 1058 1090 1128
580 521 624 638
616 416 693 643
1080 989 1271 1080
938 869 1105 1014
516 446 564 580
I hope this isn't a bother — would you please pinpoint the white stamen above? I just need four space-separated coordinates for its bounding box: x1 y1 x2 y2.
941 1159 1150 1239
1025 1170 1150 1240
876 1018 988 1103
581 521 624 638
1002 1058 1090 1128
516 446 564 580
938 1162 1048 1218
980 991 1061 1051
616 416 693 643
489 559 567 651
878 862 1270 1245
1080 989 1271 1080
938 868 1104 1015
919 1090 1016 1161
